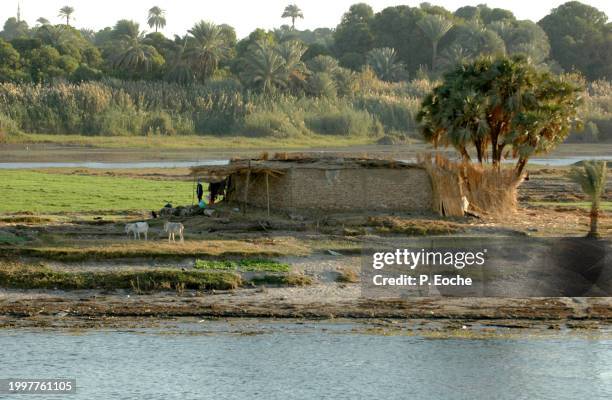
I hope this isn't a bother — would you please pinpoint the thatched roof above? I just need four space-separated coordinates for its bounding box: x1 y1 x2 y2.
190 153 423 182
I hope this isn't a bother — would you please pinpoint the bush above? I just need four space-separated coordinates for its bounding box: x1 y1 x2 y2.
71 64 103 82
0 113 21 143
354 95 419 134
305 108 383 136
243 111 302 138
97 108 144 136
307 72 337 98
333 68 358 97
336 268 359 283
142 112 176 136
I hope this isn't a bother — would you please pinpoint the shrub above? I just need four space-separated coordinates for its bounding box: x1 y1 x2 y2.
243 111 302 138
71 65 103 82
305 108 383 136
97 108 144 136
0 113 21 142
354 95 419 134
333 68 358 97
307 72 337 98
142 112 176 136
336 268 359 283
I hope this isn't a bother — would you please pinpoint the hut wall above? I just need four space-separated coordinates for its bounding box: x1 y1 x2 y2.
228 172 293 209
289 168 432 211
228 167 432 211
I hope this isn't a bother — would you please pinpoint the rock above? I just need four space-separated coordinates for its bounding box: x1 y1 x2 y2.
204 209 215 217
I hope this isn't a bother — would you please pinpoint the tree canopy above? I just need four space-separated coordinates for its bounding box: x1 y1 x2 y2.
0 1 609 84
417 56 584 175
539 1 611 80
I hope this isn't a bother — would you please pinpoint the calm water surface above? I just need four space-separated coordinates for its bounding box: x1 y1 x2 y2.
2 155 612 169
1 321 611 400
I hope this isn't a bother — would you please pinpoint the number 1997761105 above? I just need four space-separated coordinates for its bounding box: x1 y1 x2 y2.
1 379 76 394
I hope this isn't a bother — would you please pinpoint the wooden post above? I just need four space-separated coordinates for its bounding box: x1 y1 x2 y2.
265 172 270 217
243 167 251 214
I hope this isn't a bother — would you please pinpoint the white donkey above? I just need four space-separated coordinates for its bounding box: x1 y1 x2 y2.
164 221 184 243
125 222 149 240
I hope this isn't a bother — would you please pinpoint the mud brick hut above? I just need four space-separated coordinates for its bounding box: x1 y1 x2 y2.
190 154 433 213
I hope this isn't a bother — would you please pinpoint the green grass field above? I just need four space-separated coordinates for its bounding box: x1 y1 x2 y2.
0 170 194 213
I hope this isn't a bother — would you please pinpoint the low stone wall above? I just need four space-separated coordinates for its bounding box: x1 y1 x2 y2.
228 166 433 212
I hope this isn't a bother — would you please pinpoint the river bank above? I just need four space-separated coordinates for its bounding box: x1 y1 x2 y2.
1 148 610 333
2 287 611 332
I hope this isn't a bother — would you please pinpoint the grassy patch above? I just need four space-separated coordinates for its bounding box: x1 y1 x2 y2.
367 216 464 235
0 230 27 245
0 170 193 213
0 263 241 291
336 268 360 283
529 201 612 212
248 273 313 287
4 239 307 262
195 258 291 272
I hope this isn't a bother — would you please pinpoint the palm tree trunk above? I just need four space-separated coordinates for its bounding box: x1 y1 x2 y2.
588 203 600 239
432 41 438 71
292 17 295 29
515 157 528 177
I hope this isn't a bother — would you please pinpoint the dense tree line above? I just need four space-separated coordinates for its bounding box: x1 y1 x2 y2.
0 2 610 145
0 1 610 88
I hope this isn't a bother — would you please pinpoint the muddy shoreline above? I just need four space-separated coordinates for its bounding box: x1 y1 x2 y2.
2 287 611 331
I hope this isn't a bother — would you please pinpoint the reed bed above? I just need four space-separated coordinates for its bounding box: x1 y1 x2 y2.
0 79 424 139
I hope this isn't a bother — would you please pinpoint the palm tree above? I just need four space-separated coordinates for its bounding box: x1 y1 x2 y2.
439 43 471 69
417 15 453 71
282 4 304 29
36 24 70 48
147 6 166 33
276 40 307 91
114 39 159 72
58 6 74 26
111 23 159 72
242 41 287 92
569 161 608 239
186 21 230 82
165 35 195 84
307 55 339 74
36 17 50 26
80 28 95 43
366 47 405 82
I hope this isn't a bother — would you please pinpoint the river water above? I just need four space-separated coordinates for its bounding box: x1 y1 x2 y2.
1 321 611 400
1 156 612 169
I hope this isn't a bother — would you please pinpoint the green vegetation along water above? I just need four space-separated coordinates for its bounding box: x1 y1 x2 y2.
1 321 611 399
